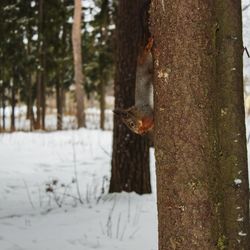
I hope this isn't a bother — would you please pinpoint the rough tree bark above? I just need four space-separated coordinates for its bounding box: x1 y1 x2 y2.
215 1 250 248
150 1 221 248
109 0 151 194
72 0 85 128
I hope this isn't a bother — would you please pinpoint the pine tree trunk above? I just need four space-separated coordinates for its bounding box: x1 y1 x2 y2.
26 23 33 131
2 91 5 131
40 0 46 130
109 0 151 194
35 71 42 130
150 1 220 248
27 73 33 131
11 80 16 132
0 84 5 131
41 52 46 130
99 79 105 130
35 0 44 130
215 1 250 248
72 0 85 128
56 75 63 130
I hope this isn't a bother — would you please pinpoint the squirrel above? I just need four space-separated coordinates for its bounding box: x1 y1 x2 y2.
113 37 154 135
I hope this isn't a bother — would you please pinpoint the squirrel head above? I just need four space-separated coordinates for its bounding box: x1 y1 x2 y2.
113 106 154 135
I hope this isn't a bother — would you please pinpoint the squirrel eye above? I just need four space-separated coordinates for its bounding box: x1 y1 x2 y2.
129 121 135 128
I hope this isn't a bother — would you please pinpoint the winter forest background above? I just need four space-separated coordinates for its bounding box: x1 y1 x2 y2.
0 0 250 250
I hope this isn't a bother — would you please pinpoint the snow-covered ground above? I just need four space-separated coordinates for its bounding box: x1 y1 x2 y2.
0 129 157 250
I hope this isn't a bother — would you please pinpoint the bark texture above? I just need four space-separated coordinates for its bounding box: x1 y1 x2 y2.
215 1 250 248
150 1 220 248
109 0 151 194
72 0 85 128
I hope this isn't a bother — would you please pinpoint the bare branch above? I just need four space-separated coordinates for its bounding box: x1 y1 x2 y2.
243 4 250 11
244 47 250 58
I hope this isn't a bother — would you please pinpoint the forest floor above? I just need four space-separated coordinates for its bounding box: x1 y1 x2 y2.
0 128 157 250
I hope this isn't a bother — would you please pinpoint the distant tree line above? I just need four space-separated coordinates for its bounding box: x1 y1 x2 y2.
0 0 115 131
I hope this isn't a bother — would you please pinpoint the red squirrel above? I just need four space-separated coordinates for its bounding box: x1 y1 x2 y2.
114 38 154 135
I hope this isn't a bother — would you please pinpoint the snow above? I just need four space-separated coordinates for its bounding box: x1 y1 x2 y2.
234 179 242 185
0 129 157 250
238 231 247 237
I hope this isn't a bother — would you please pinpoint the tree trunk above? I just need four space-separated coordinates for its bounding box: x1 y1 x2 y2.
215 1 250 248
56 75 63 130
2 91 5 131
109 0 151 195
40 0 46 130
27 73 33 131
26 22 33 131
35 0 44 130
150 1 220 248
26 55 33 131
35 71 42 130
72 0 85 128
11 79 16 132
99 79 105 130
41 51 46 130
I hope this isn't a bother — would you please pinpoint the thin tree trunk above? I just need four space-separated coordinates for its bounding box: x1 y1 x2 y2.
28 73 33 131
41 0 46 130
41 52 46 130
72 0 85 128
26 98 30 120
56 75 63 130
11 79 16 132
35 0 44 130
36 0 46 130
35 71 41 130
26 71 34 131
109 0 151 194
215 1 250 248
2 91 5 131
150 1 220 248
26 27 33 131
99 79 105 130
0 79 4 131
